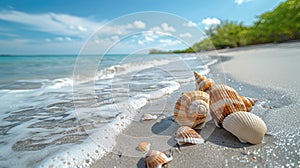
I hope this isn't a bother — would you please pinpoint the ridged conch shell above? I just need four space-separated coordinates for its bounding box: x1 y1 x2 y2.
145 150 173 168
137 142 151 152
174 126 204 145
222 111 267 144
209 84 256 126
174 91 209 129
194 71 215 91
141 114 158 121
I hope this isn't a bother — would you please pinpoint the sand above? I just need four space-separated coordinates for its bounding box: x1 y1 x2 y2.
91 42 300 168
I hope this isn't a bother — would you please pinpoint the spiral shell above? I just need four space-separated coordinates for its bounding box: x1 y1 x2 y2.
194 71 215 91
209 84 257 126
174 91 209 129
174 126 204 145
137 142 151 152
145 150 173 168
240 96 258 111
223 111 267 144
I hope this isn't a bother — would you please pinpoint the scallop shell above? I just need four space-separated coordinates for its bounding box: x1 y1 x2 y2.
209 84 257 126
141 114 158 121
137 142 151 152
174 126 204 145
222 111 267 144
145 150 173 168
174 91 209 129
194 71 215 91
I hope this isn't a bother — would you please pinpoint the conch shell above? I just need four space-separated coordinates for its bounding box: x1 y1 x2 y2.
137 142 151 152
174 91 209 129
194 72 258 127
145 150 173 168
194 71 215 92
222 111 267 144
174 126 204 145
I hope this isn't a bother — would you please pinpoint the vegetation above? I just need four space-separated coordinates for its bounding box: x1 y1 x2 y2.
150 0 300 54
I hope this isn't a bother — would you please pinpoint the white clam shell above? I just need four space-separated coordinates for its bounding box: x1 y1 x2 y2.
174 126 204 145
222 111 267 144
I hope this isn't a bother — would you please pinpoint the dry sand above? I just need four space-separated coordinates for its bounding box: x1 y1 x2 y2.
91 42 300 168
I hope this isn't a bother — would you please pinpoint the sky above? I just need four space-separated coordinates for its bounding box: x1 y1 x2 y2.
0 0 285 54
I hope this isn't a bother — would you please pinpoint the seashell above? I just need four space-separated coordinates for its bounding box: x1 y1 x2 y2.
145 150 173 168
174 126 204 145
240 96 258 111
209 84 257 126
174 91 209 129
141 114 158 121
222 111 267 144
194 71 215 91
137 142 151 152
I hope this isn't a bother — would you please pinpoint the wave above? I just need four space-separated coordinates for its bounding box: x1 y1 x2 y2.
0 54 219 168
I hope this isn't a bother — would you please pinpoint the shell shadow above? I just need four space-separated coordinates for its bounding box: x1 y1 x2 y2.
205 126 252 148
151 116 179 136
137 157 146 168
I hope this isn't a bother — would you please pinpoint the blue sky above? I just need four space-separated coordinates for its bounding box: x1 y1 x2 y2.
0 0 285 54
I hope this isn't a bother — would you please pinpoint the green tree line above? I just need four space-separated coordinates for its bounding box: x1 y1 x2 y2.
150 0 300 54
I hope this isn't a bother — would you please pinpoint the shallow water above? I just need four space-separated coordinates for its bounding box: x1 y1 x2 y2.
0 53 218 167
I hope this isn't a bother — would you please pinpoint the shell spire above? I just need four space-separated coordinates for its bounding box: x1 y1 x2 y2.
222 111 267 144
145 150 173 168
174 91 209 129
174 126 204 145
194 71 215 92
240 96 258 111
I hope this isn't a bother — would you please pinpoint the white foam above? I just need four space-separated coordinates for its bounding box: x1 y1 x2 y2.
45 78 73 89
182 56 197 60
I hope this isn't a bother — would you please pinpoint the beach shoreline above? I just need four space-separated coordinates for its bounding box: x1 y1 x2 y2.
91 42 300 168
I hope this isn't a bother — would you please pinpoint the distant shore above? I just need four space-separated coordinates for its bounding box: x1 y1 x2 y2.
92 42 300 167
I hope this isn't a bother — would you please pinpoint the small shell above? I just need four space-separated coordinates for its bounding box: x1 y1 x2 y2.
194 71 215 91
174 126 204 145
209 84 257 126
174 91 209 129
240 96 258 111
223 111 267 144
141 114 158 121
137 142 151 152
145 150 173 168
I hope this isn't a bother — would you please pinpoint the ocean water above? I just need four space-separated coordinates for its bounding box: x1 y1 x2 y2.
0 53 218 167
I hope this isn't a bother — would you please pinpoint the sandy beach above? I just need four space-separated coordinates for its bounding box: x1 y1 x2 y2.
91 42 300 168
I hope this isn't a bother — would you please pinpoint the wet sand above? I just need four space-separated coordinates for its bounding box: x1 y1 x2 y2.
91 42 300 168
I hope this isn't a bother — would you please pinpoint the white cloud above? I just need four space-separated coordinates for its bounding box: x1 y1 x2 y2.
55 37 64 41
184 21 197 27
55 36 72 42
0 10 102 38
179 32 192 38
201 17 221 29
111 35 119 42
161 23 176 32
158 39 181 47
133 20 146 29
234 0 253 5
202 17 221 26
65 37 72 41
